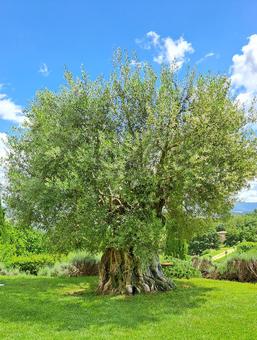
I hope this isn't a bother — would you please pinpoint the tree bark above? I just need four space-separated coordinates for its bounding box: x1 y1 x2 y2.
98 248 175 295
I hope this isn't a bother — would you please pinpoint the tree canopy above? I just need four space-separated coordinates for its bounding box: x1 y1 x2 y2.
5 52 257 293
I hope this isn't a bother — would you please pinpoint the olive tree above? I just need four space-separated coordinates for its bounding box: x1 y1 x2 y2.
6 52 257 294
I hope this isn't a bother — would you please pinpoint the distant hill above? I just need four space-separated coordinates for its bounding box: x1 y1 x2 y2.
233 202 257 214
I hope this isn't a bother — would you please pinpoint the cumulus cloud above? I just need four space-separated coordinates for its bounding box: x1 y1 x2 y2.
137 31 194 69
231 34 257 91
0 91 24 123
231 34 257 106
237 180 257 203
235 91 255 107
39 63 50 76
230 35 257 203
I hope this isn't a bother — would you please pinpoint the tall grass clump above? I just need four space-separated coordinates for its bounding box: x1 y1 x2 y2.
212 252 257 282
38 251 100 277
0 262 21 276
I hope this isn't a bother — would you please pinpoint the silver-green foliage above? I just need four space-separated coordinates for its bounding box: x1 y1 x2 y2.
6 51 257 260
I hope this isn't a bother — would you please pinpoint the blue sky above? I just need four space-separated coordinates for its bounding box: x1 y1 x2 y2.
1 0 257 204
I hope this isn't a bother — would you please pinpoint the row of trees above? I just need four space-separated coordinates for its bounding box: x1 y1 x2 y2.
4 52 257 294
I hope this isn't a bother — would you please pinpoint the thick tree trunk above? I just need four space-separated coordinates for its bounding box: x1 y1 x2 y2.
98 248 175 295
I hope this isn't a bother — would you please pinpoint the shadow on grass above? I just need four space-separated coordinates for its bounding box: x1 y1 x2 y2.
0 276 214 332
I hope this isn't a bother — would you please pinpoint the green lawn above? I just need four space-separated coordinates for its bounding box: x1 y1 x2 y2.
204 247 231 257
201 247 236 262
0 276 256 339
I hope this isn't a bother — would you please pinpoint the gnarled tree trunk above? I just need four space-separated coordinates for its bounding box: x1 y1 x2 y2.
98 248 175 295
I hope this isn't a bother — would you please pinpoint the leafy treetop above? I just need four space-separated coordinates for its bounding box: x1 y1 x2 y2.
6 51 257 259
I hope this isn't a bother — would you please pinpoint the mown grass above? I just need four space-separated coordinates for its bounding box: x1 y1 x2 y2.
214 246 257 264
204 247 231 257
0 276 256 339
204 247 230 256
201 247 235 262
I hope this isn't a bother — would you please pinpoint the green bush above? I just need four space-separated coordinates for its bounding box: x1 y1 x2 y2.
224 230 241 246
162 256 201 279
0 242 16 262
0 201 46 260
0 222 47 261
9 254 57 275
165 237 188 260
216 223 225 232
189 231 220 255
236 242 257 253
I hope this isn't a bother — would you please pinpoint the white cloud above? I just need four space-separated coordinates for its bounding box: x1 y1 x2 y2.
39 63 50 76
231 34 257 106
231 34 257 91
146 31 160 46
0 92 24 123
205 52 215 58
230 35 257 203
235 91 255 107
196 52 215 65
137 31 194 69
237 180 257 203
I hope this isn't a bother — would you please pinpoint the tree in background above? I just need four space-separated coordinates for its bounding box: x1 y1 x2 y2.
222 212 257 246
0 199 45 261
0 194 46 261
188 231 220 256
6 51 257 294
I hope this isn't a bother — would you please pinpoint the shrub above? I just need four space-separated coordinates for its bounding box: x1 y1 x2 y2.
224 229 241 246
191 256 216 276
201 249 213 257
0 262 20 276
38 251 100 277
0 242 16 262
0 222 47 261
236 242 257 253
162 256 201 279
38 262 79 277
8 254 57 275
209 252 257 282
189 231 220 255
165 237 188 260
67 251 99 276
216 223 225 232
